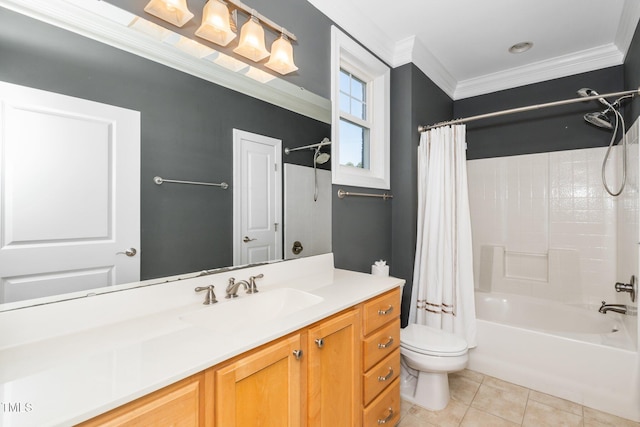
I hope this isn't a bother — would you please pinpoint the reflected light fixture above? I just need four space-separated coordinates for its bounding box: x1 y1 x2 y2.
144 0 299 75
265 33 298 74
195 0 237 47
233 15 270 62
144 0 194 27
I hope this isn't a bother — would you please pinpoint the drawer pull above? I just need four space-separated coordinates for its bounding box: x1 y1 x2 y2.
315 338 324 348
378 337 394 349
377 408 394 424
378 305 394 315
377 367 394 382
293 349 303 360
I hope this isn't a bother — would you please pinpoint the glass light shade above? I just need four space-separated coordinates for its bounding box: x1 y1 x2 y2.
265 35 298 75
195 0 237 47
144 0 194 27
233 16 270 62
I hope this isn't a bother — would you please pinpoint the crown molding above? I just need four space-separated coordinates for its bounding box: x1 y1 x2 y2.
0 0 331 123
452 44 624 100
616 0 640 59
306 0 396 66
410 37 457 98
391 36 415 67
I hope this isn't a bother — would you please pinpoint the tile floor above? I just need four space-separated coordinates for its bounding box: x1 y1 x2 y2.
397 369 640 427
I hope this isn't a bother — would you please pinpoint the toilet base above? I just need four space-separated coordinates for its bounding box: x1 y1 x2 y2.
415 371 450 411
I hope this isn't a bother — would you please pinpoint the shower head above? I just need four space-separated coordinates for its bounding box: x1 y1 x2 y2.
313 145 330 164
315 152 330 164
584 111 614 129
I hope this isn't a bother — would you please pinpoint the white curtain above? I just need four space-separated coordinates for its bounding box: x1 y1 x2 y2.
409 125 477 347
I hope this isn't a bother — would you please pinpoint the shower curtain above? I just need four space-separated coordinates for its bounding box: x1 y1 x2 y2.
409 125 477 347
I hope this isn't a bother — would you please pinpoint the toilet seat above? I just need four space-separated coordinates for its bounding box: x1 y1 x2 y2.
401 323 467 357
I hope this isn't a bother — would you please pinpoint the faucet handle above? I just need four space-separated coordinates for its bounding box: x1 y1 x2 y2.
248 273 264 294
195 285 217 305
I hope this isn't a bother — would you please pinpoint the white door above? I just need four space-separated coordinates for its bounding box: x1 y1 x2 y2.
233 129 282 265
0 81 140 304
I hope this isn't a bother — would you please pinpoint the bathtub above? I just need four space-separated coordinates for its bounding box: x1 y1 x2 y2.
468 291 640 422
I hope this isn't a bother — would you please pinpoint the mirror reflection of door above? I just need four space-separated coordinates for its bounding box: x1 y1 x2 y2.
232 129 282 265
0 82 140 304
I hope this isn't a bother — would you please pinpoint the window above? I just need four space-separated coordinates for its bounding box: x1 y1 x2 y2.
331 26 390 189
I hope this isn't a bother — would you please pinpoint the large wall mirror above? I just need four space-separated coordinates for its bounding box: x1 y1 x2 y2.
0 0 333 310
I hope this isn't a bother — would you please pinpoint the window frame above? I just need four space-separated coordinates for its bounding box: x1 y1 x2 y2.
330 26 390 190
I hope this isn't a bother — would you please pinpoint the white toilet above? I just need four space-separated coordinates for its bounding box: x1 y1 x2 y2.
400 323 468 411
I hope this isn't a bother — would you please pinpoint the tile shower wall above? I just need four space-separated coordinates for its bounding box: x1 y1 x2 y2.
468 146 624 305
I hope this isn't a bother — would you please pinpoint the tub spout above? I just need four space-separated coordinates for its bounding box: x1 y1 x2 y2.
598 301 627 314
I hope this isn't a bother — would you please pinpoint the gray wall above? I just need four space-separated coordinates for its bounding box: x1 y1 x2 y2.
625 21 640 124
455 66 625 160
0 7 329 280
390 64 453 326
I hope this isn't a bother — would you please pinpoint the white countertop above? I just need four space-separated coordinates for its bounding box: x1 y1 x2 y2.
0 254 404 426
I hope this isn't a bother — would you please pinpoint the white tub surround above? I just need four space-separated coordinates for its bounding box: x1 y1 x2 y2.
470 291 639 422
0 254 404 427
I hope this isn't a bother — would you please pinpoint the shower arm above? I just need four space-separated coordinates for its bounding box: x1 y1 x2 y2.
284 138 331 154
418 88 640 133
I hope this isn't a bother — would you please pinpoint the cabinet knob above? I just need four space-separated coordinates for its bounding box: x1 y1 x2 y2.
377 408 394 424
315 338 324 349
292 349 303 360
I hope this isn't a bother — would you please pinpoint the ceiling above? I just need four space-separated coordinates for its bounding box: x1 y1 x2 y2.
307 0 640 100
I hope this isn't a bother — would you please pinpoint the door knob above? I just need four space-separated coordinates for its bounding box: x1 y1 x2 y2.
117 248 137 257
243 236 257 243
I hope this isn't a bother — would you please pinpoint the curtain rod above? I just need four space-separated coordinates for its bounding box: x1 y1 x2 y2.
284 138 331 154
418 88 640 133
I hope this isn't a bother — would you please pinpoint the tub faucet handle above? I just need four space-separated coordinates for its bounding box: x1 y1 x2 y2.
614 275 636 302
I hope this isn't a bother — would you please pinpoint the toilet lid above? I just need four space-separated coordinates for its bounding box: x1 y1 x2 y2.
401 323 468 356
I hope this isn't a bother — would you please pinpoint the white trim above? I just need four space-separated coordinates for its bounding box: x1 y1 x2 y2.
0 0 331 123
616 0 640 60
331 26 390 190
453 44 624 100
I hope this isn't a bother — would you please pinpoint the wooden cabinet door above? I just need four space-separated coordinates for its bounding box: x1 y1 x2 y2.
77 372 208 427
215 334 303 427
307 309 362 427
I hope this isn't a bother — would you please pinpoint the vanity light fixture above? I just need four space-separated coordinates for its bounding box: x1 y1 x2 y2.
234 15 270 62
144 0 194 28
265 33 298 74
144 0 299 75
195 0 237 47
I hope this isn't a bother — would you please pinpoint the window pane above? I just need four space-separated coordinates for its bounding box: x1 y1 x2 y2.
339 119 369 169
339 69 367 119
339 70 350 95
351 99 364 120
340 93 351 114
351 77 365 102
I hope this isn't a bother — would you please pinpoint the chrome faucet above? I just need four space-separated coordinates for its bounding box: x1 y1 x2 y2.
225 277 249 298
598 301 627 314
194 285 217 305
248 274 264 294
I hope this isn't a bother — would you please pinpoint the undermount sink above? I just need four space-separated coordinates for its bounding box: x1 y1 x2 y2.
180 288 324 332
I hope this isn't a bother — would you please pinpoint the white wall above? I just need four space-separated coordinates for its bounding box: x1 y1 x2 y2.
284 164 332 260
467 141 635 306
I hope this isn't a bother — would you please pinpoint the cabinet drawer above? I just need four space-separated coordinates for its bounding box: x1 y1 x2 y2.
362 288 400 336
362 378 400 427
363 348 400 406
363 318 400 371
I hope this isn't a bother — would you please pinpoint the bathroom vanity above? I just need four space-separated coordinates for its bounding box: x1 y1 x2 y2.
0 254 403 426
